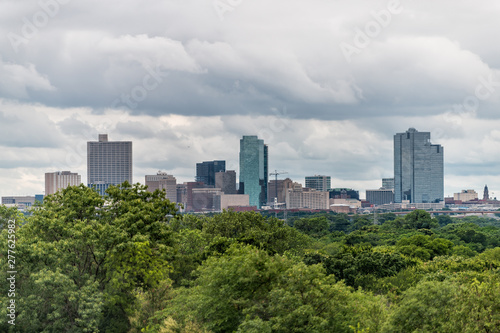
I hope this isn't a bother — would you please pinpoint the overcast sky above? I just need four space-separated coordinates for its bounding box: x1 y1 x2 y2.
1 0 500 199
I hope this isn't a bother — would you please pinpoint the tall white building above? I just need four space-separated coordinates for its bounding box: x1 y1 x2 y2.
87 134 132 195
45 171 82 195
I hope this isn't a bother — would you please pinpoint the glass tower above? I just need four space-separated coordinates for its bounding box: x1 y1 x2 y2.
239 136 268 208
195 160 226 186
394 128 443 203
87 134 132 195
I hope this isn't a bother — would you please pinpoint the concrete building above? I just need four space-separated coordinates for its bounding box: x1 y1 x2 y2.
215 170 237 194
214 194 250 211
285 184 329 210
239 136 268 208
394 128 443 203
267 177 294 205
454 189 478 202
329 188 359 200
196 160 225 186
305 175 331 192
366 189 394 206
191 187 222 212
145 171 177 203
87 134 132 195
45 171 81 195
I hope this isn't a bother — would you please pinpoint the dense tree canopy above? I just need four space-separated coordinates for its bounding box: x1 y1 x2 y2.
1 192 500 332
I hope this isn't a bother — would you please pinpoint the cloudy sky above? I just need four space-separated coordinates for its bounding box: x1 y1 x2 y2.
1 0 500 199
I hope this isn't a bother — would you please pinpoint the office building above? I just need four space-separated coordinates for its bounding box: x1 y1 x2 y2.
305 175 331 192
267 178 294 204
454 189 478 202
145 171 177 203
382 178 394 190
45 171 82 195
366 189 394 206
196 160 225 186
214 194 250 211
239 136 268 208
87 134 132 195
394 128 443 203
215 170 237 194
285 184 330 210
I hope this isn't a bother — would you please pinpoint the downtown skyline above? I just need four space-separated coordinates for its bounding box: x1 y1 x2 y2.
1 1 500 198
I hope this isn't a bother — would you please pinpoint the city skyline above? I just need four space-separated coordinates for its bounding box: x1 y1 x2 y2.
1 1 500 198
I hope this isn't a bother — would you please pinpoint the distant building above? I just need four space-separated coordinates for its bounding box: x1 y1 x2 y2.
215 170 237 194
483 185 489 200
285 184 329 210
145 171 177 203
196 160 225 186
214 194 250 211
87 134 132 195
2 195 43 210
239 136 268 208
45 171 81 195
328 188 359 200
382 178 395 190
454 189 478 202
191 188 222 212
394 128 443 203
267 177 294 204
305 175 331 192
366 189 394 206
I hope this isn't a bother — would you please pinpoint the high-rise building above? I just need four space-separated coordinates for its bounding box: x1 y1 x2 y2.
45 171 82 195
453 189 478 202
215 170 237 194
382 178 395 190
366 189 394 206
87 134 132 195
196 160 225 186
239 136 268 208
305 175 331 192
145 171 177 203
394 128 443 203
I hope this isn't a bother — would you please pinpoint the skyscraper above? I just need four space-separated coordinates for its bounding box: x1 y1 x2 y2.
87 134 132 195
215 170 237 194
394 128 443 203
239 136 268 208
195 160 225 186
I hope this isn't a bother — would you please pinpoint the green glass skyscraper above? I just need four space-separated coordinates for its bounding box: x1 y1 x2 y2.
239 136 268 208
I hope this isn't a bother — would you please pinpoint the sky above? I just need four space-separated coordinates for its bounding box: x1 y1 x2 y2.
1 0 500 199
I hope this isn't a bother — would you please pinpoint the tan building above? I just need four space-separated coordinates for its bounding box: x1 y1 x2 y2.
268 178 293 205
330 198 362 208
145 171 177 203
454 189 478 202
285 183 329 210
45 171 82 195
215 194 250 210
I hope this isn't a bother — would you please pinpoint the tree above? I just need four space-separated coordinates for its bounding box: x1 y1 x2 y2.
0 183 179 332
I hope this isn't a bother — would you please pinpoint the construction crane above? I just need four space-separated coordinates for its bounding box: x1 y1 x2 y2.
269 170 288 205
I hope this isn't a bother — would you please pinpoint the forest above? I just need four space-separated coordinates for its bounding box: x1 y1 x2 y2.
0 183 499 332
